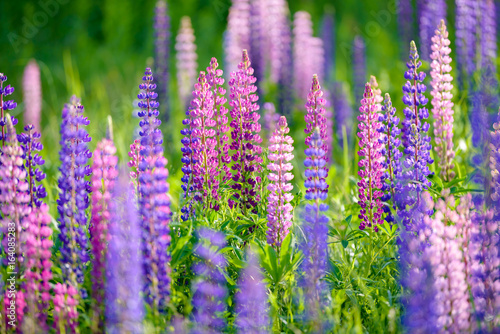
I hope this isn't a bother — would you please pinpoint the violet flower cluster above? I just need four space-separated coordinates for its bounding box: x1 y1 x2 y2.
301 129 329 330
0 73 18 145
18 125 47 208
397 41 433 231
136 68 172 312
90 138 118 321
378 93 402 223
430 20 455 182
417 0 446 60
175 16 198 107
357 83 385 231
266 116 294 250
192 228 228 333
22 60 42 131
106 169 144 334
225 0 251 76
22 204 53 328
235 251 269 333
57 96 92 291
154 0 170 120
228 50 263 214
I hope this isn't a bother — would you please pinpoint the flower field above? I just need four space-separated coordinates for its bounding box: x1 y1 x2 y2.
1 0 500 333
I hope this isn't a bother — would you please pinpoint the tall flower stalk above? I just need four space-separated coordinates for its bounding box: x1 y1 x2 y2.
175 16 198 107
357 83 385 231
266 116 294 252
22 60 42 131
57 96 92 293
136 68 172 314
430 20 455 181
228 50 263 215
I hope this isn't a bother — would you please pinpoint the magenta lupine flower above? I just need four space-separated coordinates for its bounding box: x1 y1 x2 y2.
176 16 198 107
22 60 42 131
53 283 79 332
225 0 251 76
90 138 118 323
357 83 385 231
425 196 471 332
21 204 53 329
267 116 294 250
228 50 263 214
304 75 328 158
154 0 170 120
430 20 455 182
0 115 31 270
0 73 19 146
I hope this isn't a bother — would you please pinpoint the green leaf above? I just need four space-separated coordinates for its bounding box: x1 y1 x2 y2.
341 239 349 249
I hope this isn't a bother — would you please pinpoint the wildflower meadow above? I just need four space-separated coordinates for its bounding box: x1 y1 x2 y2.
1 0 500 333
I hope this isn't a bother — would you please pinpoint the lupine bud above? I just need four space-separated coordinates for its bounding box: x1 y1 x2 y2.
22 60 42 132
57 96 92 293
176 16 198 107
267 116 294 250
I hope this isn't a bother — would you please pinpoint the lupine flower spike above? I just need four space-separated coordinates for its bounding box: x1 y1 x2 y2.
228 50 263 215
192 228 228 333
176 16 198 107
57 96 92 294
377 93 402 223
53 283 79 333
357 83 385 231
0 73 19 146
136 68 172 313
22 60 42 131
225 0 251 76
267 116 294 252
304 75 328 157
154 0 170 120
90 138 118 328
430 20 455 181
490 107 500 212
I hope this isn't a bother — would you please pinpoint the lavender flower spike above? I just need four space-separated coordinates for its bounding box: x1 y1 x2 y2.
136 68 172 313
490 107 500 208
176 16 198 107
22 60 42 131
192 228 228 333
0 73 19 146
357 83 385 231
235 251 269 333
154 0 170 120
57 96 92 292
106 168 144 334
228 50 263 214
267 116 294 251
430 20 455 181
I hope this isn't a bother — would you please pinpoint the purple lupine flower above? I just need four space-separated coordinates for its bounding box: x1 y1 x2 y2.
304 75 328 159
321 11 335 84
490 108 500 209
57 96 92 292
479 0 497 71
175 16 198 107
225 0 251 77
235 251 269 333
357 83 385 231
301 128 329 331
192 228 228 333
206 58 231 186
228 50 263 214
262 102 280 143
21 204 53 329
430 20 455 182
397 0 415 47
377 93 402 223
293 12 324 98
154 0 170 121
267 116 294 250
0 73 19 146
399 192 438 333
455 0 476 89
53 283 79 332
267 0 290 84
18 125 47 208
22 60 42 132
333 82 353 144
397 41 434 231
249 0 266 84
425 196 471 332
106 168 144 334
352 36 367 105
136 67 172 312
417 0 446 61
90 138 118 325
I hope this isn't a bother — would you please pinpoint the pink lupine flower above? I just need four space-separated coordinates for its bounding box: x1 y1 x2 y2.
53 283 79 332
430 20 455 181
357 83 385 231
175 16 198 107
267 116 294 251
22 60 42 131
